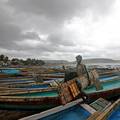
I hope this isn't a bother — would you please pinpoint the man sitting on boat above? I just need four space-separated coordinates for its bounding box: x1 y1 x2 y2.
76 55 103 91
64 55 90 87
76 55 90 89
64 55 102 91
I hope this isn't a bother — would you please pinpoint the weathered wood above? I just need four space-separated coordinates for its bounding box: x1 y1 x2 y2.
81 104 96 114
19 99 83 120
85 87 120 100
90 70 103 91
0 87 57 96
95 99 120 120
87 111 101 120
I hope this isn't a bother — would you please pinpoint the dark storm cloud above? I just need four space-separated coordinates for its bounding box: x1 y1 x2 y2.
0 2 43 50
8 0 114 21
0 0 116 59
48 33 75 47
0 3 23 48
23 31 40 40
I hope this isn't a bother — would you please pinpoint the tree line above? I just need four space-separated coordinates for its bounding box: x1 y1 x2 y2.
0 54 45 66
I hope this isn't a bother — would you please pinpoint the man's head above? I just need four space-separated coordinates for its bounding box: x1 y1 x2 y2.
76 55 82 64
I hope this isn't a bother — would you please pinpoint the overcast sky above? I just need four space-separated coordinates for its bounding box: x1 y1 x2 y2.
0 0 120 60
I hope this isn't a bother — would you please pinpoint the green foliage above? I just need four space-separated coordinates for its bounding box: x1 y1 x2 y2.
0 54 45 66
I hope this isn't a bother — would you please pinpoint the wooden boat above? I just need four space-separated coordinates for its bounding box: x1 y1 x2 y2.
0 77 34 82
0 75 58 90
97 68 119 78
82 77 120 100
99 75 120 81
65 69 119 101
0 89 60 111
0 82 51 91
19 98 111 120
0 68 21 75
13 83 51 90
0 76 58 91
0 79 35 85
38 73 64 79
94 98 120 120
99 72 119 79
0 79 81 110
19 99 92 120
0 75 32 80
0 68 31 78
0 76 43 88
0 86 57 96
0 68 21 78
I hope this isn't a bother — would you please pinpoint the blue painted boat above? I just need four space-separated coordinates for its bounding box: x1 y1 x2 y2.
0 68 22 78
0 68 21 75
0 83 50 90
107 106 120 120
0 89 60 111
0 76 51 90
94 99 120 120
0 76 32 80
0 80 34 84
17 84 50 89
19 99 94 120
99 75 120 81
40 105 91 120
81 69 120 100
98 70 119 79
19 98 110 120
0 79 81 111
0 78 34 83
83 78 120 100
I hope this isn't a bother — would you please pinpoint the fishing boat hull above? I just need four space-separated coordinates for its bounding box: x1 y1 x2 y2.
19 99 93 120
0 88 60 110
0 73 21 78
85 87 120 100
83 79 120 100
0 74 10 78
0 68 31 78
20 98 111 120
0 97 60 111
0 79 81 111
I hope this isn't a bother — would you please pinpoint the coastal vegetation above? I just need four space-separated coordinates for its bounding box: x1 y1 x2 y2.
0 54 45 67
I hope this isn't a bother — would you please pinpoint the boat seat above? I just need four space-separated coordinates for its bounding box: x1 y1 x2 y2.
87 98 111 120
90 98 111 112
95 99 120 120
